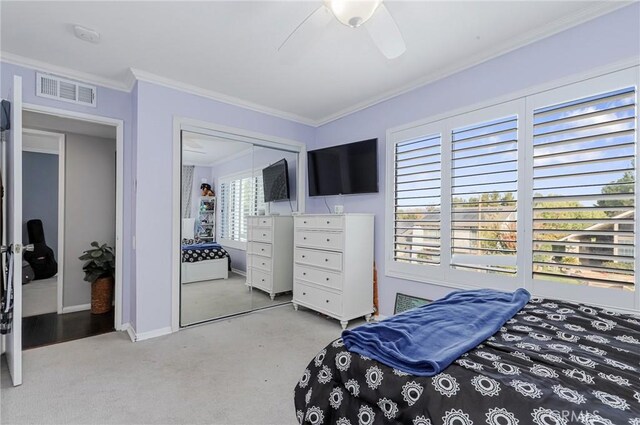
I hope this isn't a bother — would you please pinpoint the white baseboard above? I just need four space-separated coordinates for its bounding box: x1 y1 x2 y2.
123 323 137 342
231 268 246 276
134 326 173 342
61 303 91 314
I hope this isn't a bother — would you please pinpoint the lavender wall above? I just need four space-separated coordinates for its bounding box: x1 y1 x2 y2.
0 61 136 326
134 80 314 333
310 3 640 316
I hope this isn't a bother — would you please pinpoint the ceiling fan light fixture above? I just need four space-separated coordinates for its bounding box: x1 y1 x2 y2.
324 0 382 28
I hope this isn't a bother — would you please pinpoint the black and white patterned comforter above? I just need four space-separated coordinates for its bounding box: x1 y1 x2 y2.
181 239 230 266
294 297 640 425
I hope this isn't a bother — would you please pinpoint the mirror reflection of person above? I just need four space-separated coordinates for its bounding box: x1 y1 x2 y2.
201 183 214 197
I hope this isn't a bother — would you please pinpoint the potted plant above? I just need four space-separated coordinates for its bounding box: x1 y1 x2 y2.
79 242 115 314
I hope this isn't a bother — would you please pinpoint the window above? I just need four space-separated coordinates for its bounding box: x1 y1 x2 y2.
451 115 518 274
219 173 264 244
393 134 442 265
532 87 636 291
387 67 638 309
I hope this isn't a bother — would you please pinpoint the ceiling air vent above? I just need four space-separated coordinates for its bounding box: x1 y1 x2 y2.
36 72 96 107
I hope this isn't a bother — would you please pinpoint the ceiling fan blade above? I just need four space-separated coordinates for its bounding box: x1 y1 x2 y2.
278 5 333 53
365 3 406 59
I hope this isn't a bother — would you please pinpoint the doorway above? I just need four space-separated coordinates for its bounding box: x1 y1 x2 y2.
20 110 118 349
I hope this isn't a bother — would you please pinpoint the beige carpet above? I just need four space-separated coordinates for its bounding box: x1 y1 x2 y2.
22 276 58 317
1 305 354 425
180 272 292 325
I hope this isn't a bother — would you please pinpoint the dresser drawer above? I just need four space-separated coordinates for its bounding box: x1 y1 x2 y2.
295 281 342 316
316 216 344 230
295 264 342 290
251 268 272 291
296 230 343 251
295 248 342 271
255 216 273 228
295 216 317 229
249 254 272 272
248 242 272 257
253 228 273 243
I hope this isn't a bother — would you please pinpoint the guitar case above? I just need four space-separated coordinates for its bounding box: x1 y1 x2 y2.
23 219 58 280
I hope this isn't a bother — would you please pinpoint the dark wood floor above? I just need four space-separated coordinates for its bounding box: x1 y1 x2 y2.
22 309 115 350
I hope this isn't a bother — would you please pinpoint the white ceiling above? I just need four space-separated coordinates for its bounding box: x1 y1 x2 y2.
182 132 252 166
1 1 628 125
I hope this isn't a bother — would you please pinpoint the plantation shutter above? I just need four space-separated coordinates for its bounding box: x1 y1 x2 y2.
220 181 229 239
220 174 265 242
450 116 518 273
393 134 442 265
532 87 636 290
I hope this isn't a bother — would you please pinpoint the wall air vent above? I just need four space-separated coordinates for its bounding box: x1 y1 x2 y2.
36 72 96 107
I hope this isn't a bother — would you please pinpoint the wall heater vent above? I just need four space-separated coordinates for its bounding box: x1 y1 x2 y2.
36 73 96 107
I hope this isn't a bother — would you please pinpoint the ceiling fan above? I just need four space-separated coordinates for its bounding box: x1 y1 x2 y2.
279 0 406 59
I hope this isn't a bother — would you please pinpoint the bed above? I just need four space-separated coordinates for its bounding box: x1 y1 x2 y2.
294 296 640 424
181 238 230 283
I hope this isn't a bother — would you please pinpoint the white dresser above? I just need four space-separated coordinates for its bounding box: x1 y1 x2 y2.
292 214 374 329
246 215 294 300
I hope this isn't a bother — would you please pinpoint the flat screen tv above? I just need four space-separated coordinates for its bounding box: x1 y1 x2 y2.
262 159 290 202
308 138 378 196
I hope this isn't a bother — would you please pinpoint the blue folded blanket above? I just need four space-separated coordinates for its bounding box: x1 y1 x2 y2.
181 242 223 251
342 288 531 376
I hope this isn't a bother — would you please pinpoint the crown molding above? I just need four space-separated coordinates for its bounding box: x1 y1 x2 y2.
129 68 317 127
1 1 632 128
0 51 130 92
313 1 634 126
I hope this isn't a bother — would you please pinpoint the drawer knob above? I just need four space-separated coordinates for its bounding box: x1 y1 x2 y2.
261 249 265 252
302 255 306 258
303 272 307 276
263 234 266 237
303 237 307 240
303 221 307 224
303 292 306 295
325 258 329 262
261 279 265 282
326 277 329 281
326 221 330 224
326 238 330 242
326 300 330 303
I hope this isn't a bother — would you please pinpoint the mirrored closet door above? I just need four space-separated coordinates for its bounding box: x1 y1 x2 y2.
179 131 300 326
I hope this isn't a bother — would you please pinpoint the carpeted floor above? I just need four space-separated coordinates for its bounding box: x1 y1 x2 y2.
1 305 351 425
180 272 292 325
22 276 58 317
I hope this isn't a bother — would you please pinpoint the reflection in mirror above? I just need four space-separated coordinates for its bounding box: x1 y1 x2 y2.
249 146 298 311
180 132 253 325
180 132 298 326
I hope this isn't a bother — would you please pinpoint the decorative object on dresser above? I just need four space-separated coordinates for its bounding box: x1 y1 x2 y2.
246 215 294 300
292 214 374 329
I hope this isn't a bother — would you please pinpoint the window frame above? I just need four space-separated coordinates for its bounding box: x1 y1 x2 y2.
385 65 639 312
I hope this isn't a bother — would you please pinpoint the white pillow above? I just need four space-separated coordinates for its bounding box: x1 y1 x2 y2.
182 218 195 240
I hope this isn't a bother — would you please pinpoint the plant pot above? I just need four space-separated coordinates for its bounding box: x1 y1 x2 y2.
91 276 114 314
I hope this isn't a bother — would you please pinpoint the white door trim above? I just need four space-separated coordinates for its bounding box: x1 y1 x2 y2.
22 103 125 331
171 116 308 332
22 128 65 314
